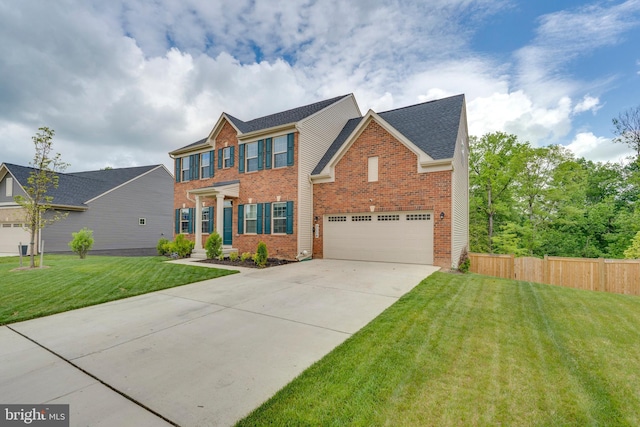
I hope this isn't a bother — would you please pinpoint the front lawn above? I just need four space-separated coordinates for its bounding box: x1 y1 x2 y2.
237 272 640 426
0 255 236 325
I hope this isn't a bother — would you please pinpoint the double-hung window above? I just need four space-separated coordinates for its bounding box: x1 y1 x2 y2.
245 204 257 233
223 147 232 168
202 209 210 234
273 136 287 168
181 156 190 181
246 142 258 172
272 202 287 234
180 208 190 233
200 152 211 178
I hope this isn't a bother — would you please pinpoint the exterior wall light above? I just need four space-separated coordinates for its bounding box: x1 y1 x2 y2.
440 212 445 220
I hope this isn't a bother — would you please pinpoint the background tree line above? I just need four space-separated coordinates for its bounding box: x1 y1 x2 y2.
469 107 640 259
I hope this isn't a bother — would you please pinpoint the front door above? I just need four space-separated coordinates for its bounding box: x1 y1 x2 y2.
223 207 233 245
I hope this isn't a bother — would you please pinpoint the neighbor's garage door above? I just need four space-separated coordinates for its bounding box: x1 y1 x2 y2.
0 223 30 253
323 211 433 264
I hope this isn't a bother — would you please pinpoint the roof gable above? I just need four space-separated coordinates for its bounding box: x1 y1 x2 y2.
312 94 465 177
2 163 162 208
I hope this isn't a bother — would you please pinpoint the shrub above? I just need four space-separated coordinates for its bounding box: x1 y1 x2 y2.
240 252 252 262
205 232 223 259
171 234 195 258
157 237 170 256
217 254 225 261
458 246 470 273
68 227 94 259
253 241 268 267
229 252 239 262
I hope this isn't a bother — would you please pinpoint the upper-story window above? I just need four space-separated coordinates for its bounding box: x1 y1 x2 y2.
181 156 190 181
223 147 232 168
200 152 211 179
273 136 287 168
246 142 259 173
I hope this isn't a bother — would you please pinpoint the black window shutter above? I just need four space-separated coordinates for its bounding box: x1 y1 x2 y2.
257 203 263 234
238 204 244 234
175 158 181 182
264 203 271 234
208 206 214 233
230 146 235 167
286 201 294 234
265 138 272 169
210 150 215 177
258 139 264 170
175 208 180 233
287 133 294 166
238 145 245 173
188 208 195 234
218 148 223 169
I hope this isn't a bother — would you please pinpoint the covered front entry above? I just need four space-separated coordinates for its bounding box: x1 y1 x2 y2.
323 210 434 265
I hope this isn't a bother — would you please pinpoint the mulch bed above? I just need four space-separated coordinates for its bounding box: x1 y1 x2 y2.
197 257 296 269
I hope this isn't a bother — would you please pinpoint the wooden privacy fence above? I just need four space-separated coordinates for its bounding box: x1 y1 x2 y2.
469 253 640 296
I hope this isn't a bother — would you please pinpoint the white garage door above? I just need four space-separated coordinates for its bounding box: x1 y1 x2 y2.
0 223 31 254
323 211 433 264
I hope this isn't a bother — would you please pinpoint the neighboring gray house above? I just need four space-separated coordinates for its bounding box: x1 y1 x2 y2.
0 163 173 254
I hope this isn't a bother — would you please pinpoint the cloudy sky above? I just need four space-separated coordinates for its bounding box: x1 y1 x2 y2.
1 0 639 173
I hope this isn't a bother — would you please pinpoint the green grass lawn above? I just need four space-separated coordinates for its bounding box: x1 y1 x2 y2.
0 255 236 325
237 272 640 426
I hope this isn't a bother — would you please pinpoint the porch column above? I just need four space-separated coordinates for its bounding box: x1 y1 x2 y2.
195 195 203 250
216 194 225 244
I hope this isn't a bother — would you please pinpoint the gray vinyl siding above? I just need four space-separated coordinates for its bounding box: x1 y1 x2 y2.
297 95 361 256
451 104 470 268
42 167 173 252
0 174 24 203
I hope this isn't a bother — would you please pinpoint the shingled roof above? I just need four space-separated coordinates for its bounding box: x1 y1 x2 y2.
312 94 464 175
3 163 160 209
172 95 351 153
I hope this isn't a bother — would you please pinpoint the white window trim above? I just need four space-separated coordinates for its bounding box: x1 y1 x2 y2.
223 147 232 169
273 135 288 169
272 202 287 234
181 156 190 181
245 142 259 173
244 203 257 234
200 152 211 179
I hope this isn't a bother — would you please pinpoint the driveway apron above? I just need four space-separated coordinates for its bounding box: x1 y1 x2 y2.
0 259 438 426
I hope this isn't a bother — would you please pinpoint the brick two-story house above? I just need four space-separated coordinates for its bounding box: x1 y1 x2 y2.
169 93 468 268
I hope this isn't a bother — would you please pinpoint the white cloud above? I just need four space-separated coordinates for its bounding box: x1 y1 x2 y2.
566 132 634 163
573 95 601 114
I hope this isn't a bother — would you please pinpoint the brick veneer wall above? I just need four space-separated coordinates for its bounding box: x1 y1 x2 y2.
312 120 452 267
173 120 299 259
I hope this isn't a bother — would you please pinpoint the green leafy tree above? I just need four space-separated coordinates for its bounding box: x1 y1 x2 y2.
14 127 69 268
624 231 640 259
469 132 526 253
68 228 94 259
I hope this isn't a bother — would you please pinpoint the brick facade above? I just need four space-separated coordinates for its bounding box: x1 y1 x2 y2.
312 120 452 267
174 120 299 259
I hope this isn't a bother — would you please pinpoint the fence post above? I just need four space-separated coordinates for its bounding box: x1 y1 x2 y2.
543 255 549 284
599 257 606 292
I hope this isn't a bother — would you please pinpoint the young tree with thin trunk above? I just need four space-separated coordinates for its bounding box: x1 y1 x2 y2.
14 127 69 268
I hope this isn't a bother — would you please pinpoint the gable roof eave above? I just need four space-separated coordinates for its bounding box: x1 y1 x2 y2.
311 111 435 181
84 165 168 204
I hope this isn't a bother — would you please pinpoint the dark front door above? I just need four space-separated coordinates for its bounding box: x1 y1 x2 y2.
223 207 233 245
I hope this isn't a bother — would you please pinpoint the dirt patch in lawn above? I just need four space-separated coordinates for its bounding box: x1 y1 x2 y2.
198 257 296 269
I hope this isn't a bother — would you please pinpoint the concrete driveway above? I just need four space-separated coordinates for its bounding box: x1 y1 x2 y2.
0 259 438 426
